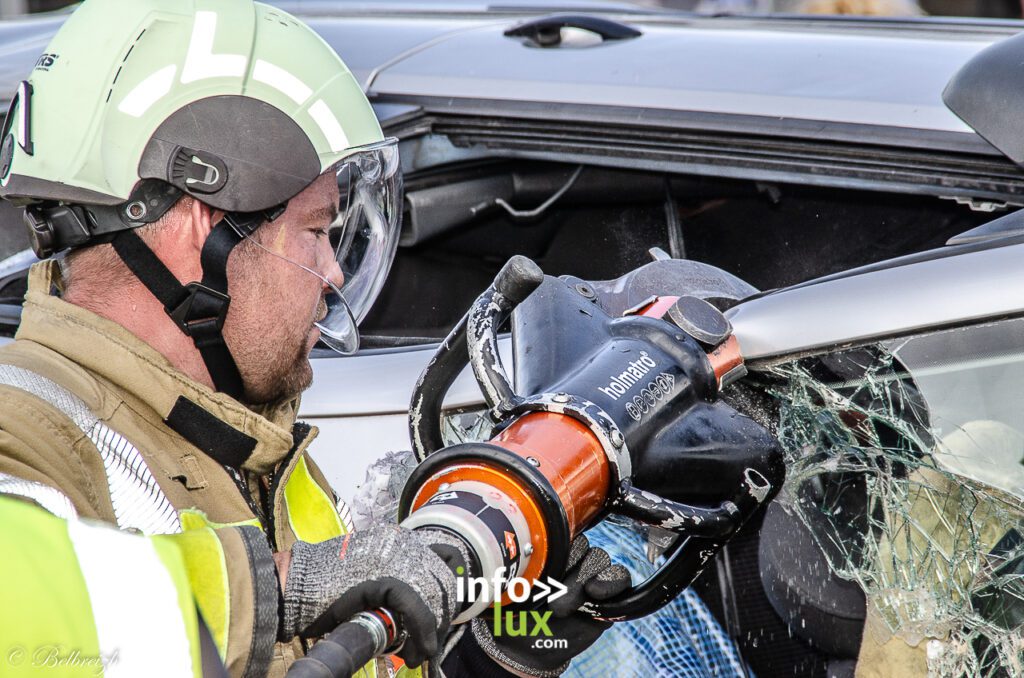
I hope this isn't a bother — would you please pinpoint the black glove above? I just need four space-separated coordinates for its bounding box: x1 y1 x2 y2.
452 535 631 677
280 524 465 667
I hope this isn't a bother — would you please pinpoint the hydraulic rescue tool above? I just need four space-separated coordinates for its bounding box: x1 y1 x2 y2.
288 255 784 677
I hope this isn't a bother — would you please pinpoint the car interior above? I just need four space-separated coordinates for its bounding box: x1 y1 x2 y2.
361 159 992 341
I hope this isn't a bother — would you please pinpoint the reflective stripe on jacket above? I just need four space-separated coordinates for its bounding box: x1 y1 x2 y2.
0 482 282 678
0 493 202 677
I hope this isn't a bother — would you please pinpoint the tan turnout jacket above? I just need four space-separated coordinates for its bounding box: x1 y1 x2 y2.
0 261 356 677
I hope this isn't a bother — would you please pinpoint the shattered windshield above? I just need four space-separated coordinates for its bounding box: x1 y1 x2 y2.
763 316 1024 676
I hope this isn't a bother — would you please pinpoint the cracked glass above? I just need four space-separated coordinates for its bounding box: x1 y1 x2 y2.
761 316 1024 676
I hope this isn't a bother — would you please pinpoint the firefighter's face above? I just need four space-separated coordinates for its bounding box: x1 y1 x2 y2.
224 172 344 404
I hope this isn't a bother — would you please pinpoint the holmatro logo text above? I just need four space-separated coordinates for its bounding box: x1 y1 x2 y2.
599 351 657 400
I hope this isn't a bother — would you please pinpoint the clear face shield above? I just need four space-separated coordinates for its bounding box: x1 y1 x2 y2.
232 138 403 355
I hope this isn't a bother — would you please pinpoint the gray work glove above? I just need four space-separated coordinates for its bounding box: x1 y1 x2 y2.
280 523 465 668
466 535 631 677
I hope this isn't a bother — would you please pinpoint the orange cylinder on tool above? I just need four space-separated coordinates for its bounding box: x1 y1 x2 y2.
491 412 611 539
407 411 611 587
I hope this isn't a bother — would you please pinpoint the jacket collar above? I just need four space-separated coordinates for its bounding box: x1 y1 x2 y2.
15 261 299 473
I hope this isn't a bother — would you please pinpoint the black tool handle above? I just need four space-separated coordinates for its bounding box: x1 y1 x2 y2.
410 255 544 460
586 471 772 620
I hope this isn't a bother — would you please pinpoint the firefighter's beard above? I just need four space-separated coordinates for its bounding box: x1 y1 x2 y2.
232 318 316 406
223 255 326 405
248 296 324 404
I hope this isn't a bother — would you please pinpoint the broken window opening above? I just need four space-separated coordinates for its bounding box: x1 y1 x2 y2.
763 318 1024 676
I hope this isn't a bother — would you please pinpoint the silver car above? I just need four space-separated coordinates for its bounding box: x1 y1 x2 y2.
2 4 1024 675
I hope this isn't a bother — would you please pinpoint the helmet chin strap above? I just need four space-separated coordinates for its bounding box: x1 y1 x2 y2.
110 206 286 400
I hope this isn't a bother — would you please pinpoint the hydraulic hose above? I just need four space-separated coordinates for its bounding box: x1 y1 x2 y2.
286 611 394 678
409 310 469 461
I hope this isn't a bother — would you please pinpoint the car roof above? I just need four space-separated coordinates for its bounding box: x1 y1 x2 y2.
0 9 1019 159
353 16 991 134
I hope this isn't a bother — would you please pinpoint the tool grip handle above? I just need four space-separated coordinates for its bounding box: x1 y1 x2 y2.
493 255 545 305
410 256 546 460
467 256 545 417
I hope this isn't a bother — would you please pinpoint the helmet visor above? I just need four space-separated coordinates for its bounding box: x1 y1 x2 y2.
330 138 403 332
230 138 402 355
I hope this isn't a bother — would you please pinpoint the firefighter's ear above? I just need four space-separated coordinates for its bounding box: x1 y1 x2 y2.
187 198 225 250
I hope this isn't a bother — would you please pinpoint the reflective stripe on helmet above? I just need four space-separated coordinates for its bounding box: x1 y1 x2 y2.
0 0 383 213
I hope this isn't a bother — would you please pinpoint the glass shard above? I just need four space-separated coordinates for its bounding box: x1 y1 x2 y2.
763 321 1024 675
